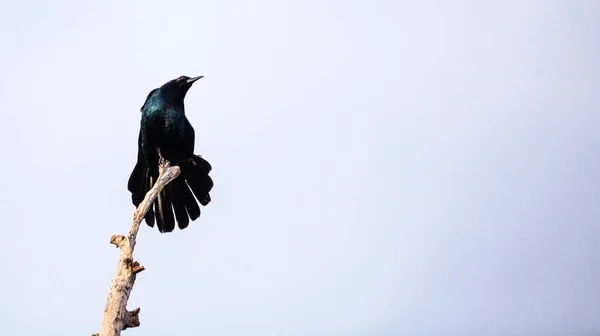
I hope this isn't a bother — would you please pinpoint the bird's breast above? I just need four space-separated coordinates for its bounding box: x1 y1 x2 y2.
141 107 186 145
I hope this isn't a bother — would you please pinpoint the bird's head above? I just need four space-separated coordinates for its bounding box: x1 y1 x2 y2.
159 75 203 102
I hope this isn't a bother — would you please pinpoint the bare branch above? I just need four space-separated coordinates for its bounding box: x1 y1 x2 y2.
96 159 181 336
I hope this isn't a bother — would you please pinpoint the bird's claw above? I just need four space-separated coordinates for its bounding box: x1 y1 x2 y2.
155 146 169 167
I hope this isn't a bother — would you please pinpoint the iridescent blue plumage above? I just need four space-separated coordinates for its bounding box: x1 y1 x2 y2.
127 76 213 233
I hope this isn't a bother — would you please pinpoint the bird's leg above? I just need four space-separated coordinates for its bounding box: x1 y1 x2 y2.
156 147 167 166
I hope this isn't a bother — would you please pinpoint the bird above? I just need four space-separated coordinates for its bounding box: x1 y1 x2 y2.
127 75 214 233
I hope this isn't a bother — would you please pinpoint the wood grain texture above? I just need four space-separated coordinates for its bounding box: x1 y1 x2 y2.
96 159 181 336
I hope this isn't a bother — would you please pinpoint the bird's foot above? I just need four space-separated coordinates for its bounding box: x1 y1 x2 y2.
155 146 169 166
158 157 169 168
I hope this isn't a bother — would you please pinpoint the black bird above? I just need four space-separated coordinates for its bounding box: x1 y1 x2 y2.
127 75 214 233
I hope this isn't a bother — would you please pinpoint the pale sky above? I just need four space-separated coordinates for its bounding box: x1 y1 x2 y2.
1 1 599 335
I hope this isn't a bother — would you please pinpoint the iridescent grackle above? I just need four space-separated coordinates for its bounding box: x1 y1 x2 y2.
127 76 213 233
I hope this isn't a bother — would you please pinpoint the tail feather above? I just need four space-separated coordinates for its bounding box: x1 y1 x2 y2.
128 162 155 227
128 161 145 206
183 156 214 206
143 168 156 227
168 177 191 230
145 207 155 227
187 176 213 206
155 185 175 233
169 176 200 222
127 154 213 233
182 185 201 220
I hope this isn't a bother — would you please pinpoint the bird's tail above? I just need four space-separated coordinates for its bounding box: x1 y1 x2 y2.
127 155 213 232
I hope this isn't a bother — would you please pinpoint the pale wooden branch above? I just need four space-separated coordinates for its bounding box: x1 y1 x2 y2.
96 159 181 336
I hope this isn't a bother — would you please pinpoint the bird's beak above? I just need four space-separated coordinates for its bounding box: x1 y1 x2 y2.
187 76 203 84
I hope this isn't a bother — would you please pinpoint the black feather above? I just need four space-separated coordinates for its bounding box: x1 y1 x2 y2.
126 75 213 233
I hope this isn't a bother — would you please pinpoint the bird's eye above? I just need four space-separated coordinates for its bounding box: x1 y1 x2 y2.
178 76 186 81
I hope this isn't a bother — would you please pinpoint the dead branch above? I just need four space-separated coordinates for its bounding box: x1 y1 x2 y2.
96 159 181 336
